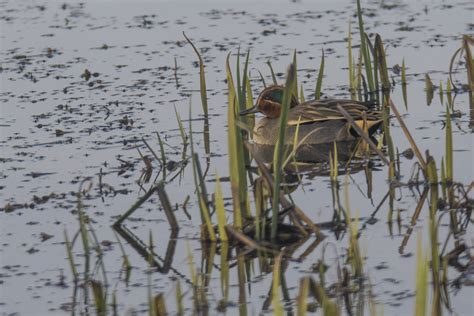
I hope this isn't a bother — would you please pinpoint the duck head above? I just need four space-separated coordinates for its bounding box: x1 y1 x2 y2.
240 85 299 118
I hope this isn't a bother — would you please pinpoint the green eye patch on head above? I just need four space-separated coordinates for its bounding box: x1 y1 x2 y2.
266 88 284 103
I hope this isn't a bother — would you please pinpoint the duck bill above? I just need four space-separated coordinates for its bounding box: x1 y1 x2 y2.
239 105 259 116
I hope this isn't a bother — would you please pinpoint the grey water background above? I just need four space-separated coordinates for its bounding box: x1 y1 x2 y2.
1 0 473 314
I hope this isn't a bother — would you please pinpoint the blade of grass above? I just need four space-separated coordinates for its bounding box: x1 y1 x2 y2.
175 281 184 316
174 106 188 145
300 84 305 103
414 232 428 316
174 57 179 88
427 154 441 315
113 230 132 284
463 35 474 91
348 18 356 98
267 59 278 85
446 78 453 108
113 185 158 226
439 81 444 105
154 293 167 316
214 173 228 241
271 254 284 316
297 277 310 316
402 58 408 108
90 280 107 315
292 50 299 100
155 132 167 179
64 229 78 281
356 0 375 93
226 52 249 228
315 48 325 99
258 70 267 88
271 63 296 239
374 34 390 99
188 99 215 241
425 73 434 105
183 32 208 116
156 182 179 230
445 106 453 183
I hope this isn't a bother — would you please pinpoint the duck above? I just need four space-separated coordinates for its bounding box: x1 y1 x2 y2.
240 85 383 146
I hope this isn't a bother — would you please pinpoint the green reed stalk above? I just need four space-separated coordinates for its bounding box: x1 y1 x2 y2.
155 132 167 179
77 184 91 278
441 257 451 310
445 106 453 183
174 106 187 145
402 58 408 108
154 294 167 315
439 81 444 104
189 101 215 241
344 174 363 277
297 277 310 316
267 59 278 85
330 141 338 182
315 49 325 99
356 0 375 93
300 84 305 103
90 280 107 315
254 178 264 241
374 34 390 100
426 154 441 315
214 173 228 241
113 230 132 283
236 254 248 316
293 50 299 100
463 35 474 91
175 280 184 316
64 229 78 281
414 232 428 316
220 242 230 302
238 49 252 171
226 53 246 228
445 106 454 208
242 50 253 125
236 48 245 113
271 63 296 240
174 57 179 88
348 18 356 98
157 182 179 230
309 278 339 315
356 47 363 101
371 35 380 103
245 69 255 129
112 292 117 316
148 232 154 316
258 70 267 88
425 74 434 105
440 157 447 200
183 32 208 116
271 254 284 316
446 78 453 108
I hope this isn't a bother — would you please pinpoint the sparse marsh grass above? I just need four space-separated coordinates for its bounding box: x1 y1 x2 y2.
59 2 473 315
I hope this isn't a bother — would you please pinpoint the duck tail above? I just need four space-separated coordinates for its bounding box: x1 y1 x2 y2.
350 119 383 138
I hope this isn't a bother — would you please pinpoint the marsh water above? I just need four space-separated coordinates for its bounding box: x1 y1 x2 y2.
1 0 473 315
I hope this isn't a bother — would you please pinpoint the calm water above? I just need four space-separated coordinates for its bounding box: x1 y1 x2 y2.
1 0 473 315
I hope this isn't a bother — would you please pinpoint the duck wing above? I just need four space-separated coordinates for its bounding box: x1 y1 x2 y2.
302 98 378 109
287 103 381 126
